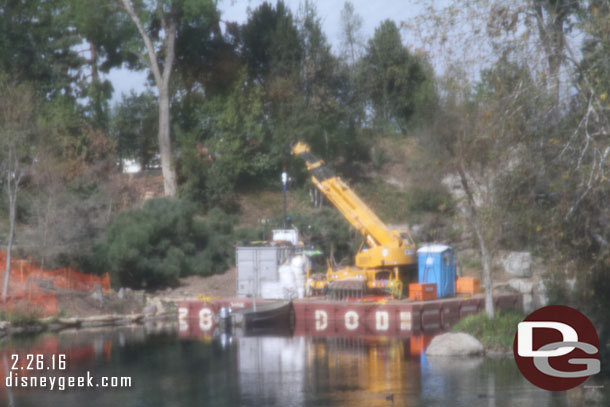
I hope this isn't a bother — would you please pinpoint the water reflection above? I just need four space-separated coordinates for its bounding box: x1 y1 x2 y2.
0 326 606 407
303 337 418 407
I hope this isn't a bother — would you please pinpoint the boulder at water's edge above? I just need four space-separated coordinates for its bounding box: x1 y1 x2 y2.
425 332 484 356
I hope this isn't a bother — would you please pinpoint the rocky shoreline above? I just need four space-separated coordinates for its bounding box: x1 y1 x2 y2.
0 294 180 338
0 311 176 338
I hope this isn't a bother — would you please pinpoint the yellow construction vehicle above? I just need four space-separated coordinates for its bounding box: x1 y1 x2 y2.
293 141 417 299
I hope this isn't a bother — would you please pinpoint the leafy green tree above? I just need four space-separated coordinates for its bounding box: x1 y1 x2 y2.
361 20 437 134
0 1 82 99
173 3 238 96
173 0 370 203
204 74 272 182
177 68 270 209
0 0 134 124
240 1 303 83
68 1 140 130
118 0 219 197
297 1 351 160
239 1 305 158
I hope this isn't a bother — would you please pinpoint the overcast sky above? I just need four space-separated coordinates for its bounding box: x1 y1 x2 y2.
107 0 425 103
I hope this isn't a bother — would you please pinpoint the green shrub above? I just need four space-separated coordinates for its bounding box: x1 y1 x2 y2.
406 185 454 215
452 310 526 350
284 208 358 266
0 309 41 326
90 199 237 289
177 144 239 212
371 145 387 170
353 180 412 223
353 180 454 224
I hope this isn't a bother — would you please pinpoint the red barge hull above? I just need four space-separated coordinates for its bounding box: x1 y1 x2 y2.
178 293 520 338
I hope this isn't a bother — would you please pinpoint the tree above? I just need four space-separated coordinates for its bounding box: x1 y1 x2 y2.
408 0 580 105
339 1 364 65
297 1 348 159
361 20 437 134
118 0 217 197
178 68 269 210
68 0 140 130
430 72 497 319
425 57 546 318
555 1 610 356
0 79 37 302
531 0 579 101
24 126 118 270
240 1 303 84
0 0 82 99
406 0 609 323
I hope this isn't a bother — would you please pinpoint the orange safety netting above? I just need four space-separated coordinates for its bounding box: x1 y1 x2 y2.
0 250 110 317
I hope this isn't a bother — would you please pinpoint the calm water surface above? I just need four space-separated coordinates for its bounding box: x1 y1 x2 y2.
0 324 606 407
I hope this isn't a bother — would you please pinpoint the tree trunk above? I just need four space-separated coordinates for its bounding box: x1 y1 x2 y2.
2 173 17 303
456 162 495 318
158 87 176 196
90 41 98 84
119 0 177 197
532 2 565 105
473 213 494 318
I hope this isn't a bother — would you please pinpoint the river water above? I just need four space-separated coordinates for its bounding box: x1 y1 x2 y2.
0 324 606 407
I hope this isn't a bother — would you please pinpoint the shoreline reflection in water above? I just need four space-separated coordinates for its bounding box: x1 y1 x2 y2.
0 324 600 407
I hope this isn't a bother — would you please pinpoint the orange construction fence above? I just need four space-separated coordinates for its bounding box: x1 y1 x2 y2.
0 250 111 317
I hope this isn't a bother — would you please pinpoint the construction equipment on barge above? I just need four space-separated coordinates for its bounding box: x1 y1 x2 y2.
292 141 417 299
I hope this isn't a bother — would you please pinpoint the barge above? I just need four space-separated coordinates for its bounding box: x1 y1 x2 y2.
177 292 520 338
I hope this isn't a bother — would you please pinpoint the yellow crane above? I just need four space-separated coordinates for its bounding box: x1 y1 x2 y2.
293 141 417 298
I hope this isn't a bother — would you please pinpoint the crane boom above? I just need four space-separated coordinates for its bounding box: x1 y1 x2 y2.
293 142 400 248
293 141 416 275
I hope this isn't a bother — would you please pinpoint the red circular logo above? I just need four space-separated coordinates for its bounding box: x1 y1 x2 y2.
513 305 600 391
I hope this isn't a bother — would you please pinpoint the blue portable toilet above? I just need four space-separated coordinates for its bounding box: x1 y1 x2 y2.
417 245 455 298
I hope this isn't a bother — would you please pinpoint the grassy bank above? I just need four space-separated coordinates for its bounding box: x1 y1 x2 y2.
452 310 526 352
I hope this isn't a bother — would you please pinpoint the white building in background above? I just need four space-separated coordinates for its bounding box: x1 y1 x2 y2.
121 158 142 174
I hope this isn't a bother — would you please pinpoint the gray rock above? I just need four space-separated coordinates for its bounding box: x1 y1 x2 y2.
90 285 104 303
500 251 532 277
426 332 484 356
507 278 538 311
142 297 168 316
584 387 604 404
143 304 157 316
522 293 533 312
533 280 549 308
152 298 166 315
508 278 534 294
